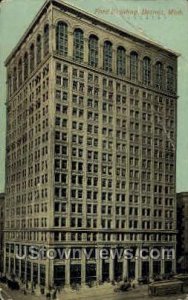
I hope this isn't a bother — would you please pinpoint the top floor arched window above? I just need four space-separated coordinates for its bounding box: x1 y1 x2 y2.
8 73 12 97
13 66 17 92
56 22 68 56
18 58 22 86
36 35 42 65
30 43 35 73
88 35 98 67
24 52 28 80
130 51 138 81
143 56 151 85
167 66 174 92
117 46 126 76
155 61 163 89
73 28 84 62
103 41 112 72
44 24 49 56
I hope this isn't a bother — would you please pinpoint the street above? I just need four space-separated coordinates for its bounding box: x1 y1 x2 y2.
0 283 187 300
0 287 14 300
0 284 44 300
60 285 188 300
0 287 12 299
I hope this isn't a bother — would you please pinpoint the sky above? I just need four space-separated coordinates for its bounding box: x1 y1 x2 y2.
0 0 188 193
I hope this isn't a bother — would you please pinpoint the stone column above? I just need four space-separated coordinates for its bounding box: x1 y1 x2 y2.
81 248 86 285
96 75 103 229
109 249 114 282
68 31 73 58
50 24 56 53
31 262 34 284
138 58 142 83
46 259 53 289
96 248 102 283
161 259 165 275
151 64 155 87
149 257 153 279
19 258 21 278
172 244 176 273
13 250 16 275
25 259 27 282
126 54 130 79
34 262 41 296
172 257 176 273
65 257 70 286
98 43 103 69
3 249 6 276
84 37 89 64
135 248 142 280
112 47 116 74
123 253 128 280
38 263 41 286
8 244 11 274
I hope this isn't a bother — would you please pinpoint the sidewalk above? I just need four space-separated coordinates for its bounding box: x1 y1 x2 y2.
0 283 46 300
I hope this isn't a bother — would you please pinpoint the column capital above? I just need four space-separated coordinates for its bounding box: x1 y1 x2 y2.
68 30 73 35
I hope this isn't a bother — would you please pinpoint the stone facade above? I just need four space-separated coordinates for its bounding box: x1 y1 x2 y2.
4 0 178 291
0 193 5 274
177 192 188 272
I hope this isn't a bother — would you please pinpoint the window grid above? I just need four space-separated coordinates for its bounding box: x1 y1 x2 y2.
88 35 98 67
56 22 68 56
103 41 112 72
130 52 138 81
155 62 163 89
24 52 28 80
167 66 174 92
30 44 35 73
143 57 151 85
13 67 17 92
73 29 84 62
44 24 49 57
18 59 22 86
36 35 42 65
117 46 126 76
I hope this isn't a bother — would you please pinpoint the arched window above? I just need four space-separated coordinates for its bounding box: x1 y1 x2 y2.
73 28 84 62
13 66 17 92
103 41 112 72
167 66 174 92
130 51 138 81
56 21 68 56
24 52 28 80
18 58 22 86
44 24 49 56
143 56 151 85
8 73 12 96
88 35 98 67
117 46 126 76
30 44 35 73
155 62 163 89
36 35 42 65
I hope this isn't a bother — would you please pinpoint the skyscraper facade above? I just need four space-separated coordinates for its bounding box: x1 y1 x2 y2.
0 193 5 274
177 192 188 272
4 0 178 290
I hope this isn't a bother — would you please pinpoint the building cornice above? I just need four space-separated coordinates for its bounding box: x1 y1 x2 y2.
5 0 180 67
4 0 52 66
177 192 188 197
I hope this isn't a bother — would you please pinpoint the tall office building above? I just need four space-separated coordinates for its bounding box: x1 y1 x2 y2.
4 0 178 290
177 192 188 272
0 193 5 274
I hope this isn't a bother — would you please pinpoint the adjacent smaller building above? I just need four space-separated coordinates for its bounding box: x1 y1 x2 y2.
177 192 188 272
0 193 5 274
